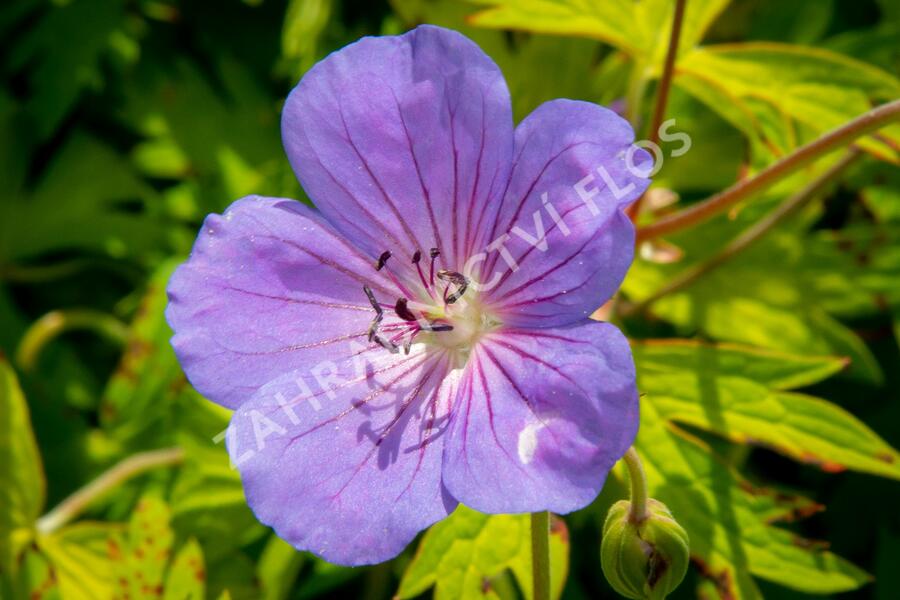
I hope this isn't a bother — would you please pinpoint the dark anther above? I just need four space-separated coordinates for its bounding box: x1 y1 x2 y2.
411 250 422 263
394 297 418 322
364 286 398 353
421 323 454 332
428 247 441 286
363 286 384 342
436 269 469 304
363 286 382 318
375 250 392 271
373 335 400 354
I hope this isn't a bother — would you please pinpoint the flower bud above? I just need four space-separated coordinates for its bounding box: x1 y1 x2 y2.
601 498 689 599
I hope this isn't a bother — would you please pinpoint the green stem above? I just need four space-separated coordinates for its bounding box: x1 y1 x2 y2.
623 448 649 523
623 149 861 315
628 0 687 220
531 511 551 600
647 0 687 146
36 447 185 534
16 308 129 372
636 98 900 242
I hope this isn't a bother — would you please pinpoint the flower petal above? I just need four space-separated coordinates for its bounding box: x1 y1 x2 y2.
227 349 458 565
442 320 638 514
478 100 650 328
166 195 400 410
282 25 514 270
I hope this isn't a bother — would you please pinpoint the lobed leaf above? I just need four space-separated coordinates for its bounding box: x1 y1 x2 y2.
398 505 569 600
0 356 45 577
109 496 174 600
678 43 900 162
37 523 120 600
635 400 871 598
624 223 886 383
468 0 731 63
163 538 206 600
634 340 900 479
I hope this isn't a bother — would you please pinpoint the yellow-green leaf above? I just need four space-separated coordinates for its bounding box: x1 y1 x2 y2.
397 505 569 600
163 538 205 600
634 341 900 479
11 547 60 600
110 496 174 600
0 356 45 576
678 43 900 162
38 522 120 600
468 0 730 63
636 401 871 598
624 227 884 383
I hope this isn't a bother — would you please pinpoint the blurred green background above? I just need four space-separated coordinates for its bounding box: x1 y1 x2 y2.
2 0 900 599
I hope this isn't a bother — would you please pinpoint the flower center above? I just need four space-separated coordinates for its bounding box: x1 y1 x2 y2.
422 297 496 354
362 247 499 363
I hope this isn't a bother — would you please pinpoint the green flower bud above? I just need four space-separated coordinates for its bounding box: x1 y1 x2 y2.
601 498 690 600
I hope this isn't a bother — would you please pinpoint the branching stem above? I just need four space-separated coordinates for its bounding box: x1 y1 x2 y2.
636 99 900 242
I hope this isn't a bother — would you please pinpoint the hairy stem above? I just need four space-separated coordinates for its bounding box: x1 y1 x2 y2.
636 99 900 242
623 447 649 523
628 0 687 220
36 447 185 534
623 149 861 315
531 511 551 600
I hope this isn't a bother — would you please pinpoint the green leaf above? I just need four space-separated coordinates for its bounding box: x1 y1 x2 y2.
508 517 569 600
0 133 167 263
257 536 304 600
6 0 127 139
281 0 334 77
468 0 730 63
624 222 884 383
392 0 607 122
677 43 900 162
635 400 871 598
118 57 300 216
163 538 205 600
468 0 645 57
632 340 847 389
467 3 900 163
37 522 120 600
807 225 900 316
397 505 568 600
633 341 900 479
170 441 265 562
0 356 45 577
109 496 175 600
10 547 61 600
100 261 182 446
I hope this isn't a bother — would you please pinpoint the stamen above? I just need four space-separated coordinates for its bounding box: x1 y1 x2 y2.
362 267 462 355
363 285 384 342
436 269 469 305
411 250 432 296
375 250 392 271
373 335 400 354
429 247 440 286
420 323 454 332
373 249 417 300
394 298 418 322
363 285 400 353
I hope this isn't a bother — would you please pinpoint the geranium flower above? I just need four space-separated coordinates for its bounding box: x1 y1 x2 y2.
167 25 649 566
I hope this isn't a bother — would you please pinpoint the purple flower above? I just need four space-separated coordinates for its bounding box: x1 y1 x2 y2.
167 25 649 566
